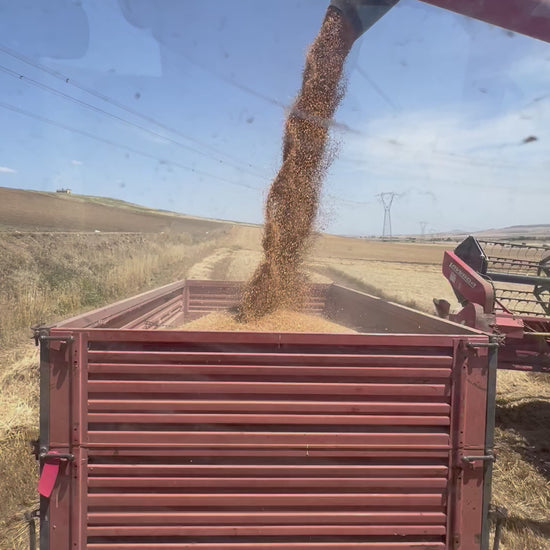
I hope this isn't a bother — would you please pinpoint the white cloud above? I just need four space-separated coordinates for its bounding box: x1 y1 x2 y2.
0 166 16 174
71 160 83 166
510 54 550 80
329 99 550 234
341 101 549 194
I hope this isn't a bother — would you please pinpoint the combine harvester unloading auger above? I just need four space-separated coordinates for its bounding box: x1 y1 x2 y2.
436 236 550 372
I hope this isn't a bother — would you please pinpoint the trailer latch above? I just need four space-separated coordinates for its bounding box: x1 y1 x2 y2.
461 453 496 465
37 450 74 498
31 325 74 346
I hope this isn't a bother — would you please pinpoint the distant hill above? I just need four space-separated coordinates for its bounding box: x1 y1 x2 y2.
0 187 234 235
473 224 550 240
410 224 550 243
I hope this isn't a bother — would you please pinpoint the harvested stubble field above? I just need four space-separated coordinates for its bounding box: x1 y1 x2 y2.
0 195 548 549
0 186 228 234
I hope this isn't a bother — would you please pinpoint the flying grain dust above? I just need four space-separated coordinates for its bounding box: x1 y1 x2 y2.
237 7 356 321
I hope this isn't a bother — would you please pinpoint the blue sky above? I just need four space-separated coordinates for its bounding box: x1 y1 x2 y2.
0 0 548 235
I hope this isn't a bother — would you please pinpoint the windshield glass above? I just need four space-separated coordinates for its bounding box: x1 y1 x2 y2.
0 2 548 550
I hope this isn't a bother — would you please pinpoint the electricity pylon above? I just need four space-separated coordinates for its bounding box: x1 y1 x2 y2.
376 192 399 238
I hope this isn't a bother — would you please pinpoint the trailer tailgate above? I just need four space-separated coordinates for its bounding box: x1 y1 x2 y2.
40 329 493 550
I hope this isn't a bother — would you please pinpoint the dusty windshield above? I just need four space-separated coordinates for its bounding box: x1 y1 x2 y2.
0 2 549 550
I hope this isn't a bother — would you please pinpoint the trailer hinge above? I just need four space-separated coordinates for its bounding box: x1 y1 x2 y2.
37 449 74 498
30 438 40 461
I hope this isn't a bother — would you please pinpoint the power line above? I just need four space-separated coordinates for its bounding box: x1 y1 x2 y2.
176 46 360 135
355 65 401 112
338 154 548 194
0 62 267 180
2 46 535 180
340 142 533 173
327 194 372 207
0 99 261 193
0 99 379 208
0 43 267 177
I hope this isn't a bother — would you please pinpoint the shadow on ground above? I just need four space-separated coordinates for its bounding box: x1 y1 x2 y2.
496 398 550 480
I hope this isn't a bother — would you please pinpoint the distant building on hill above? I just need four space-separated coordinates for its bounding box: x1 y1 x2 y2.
56 188 72 194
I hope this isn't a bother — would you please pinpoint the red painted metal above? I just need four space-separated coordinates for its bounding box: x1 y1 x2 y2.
86 379 451 396
440 239 550 372
87 476 448 488
86 544 447 550
37 454 62 497
87 447 451 459
86 525 448 536
87 464 449 477
419 0 550 43
442 251 494 313
181 280 329 323
40 280 493 550
87 511 447 525
88 399 452 414
88 413 451 425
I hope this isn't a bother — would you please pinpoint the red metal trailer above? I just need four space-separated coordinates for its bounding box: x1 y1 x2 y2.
35 280 497 550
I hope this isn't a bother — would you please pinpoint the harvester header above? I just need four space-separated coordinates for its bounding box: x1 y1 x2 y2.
439 237 550 372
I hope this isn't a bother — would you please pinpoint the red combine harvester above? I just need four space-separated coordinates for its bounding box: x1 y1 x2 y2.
437 237 550 372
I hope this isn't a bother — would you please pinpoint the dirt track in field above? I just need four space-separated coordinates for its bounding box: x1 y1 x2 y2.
192 225 455 313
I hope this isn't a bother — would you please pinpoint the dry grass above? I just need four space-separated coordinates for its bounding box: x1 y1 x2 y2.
0 429 38 550
0 232 222 348
485 367 550 549
311 234 450 264
491 371 550 548
309 259 455 313
0 348 39 439
491 428 550 550
0 230 223 549
0 347 40 549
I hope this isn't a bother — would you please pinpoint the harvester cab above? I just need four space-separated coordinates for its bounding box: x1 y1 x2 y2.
438 236 550 372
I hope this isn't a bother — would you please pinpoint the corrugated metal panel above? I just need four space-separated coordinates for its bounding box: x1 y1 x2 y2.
43 282 492 549
81 331 455 550
50 279 482 335
55 280 187 329
182 280 330 322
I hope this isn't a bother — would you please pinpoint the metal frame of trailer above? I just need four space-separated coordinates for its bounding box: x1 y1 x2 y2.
35 280 497 550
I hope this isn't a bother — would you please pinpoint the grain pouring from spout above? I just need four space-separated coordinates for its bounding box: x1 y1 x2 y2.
237 0 400 322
